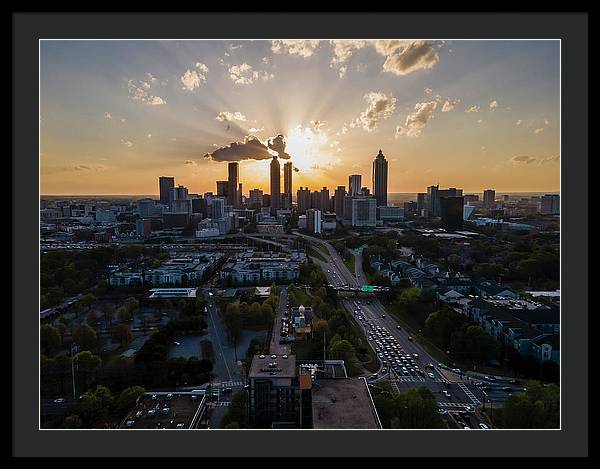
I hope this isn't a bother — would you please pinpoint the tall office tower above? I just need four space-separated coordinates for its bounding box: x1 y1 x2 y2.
540 194 560 215
169 185 189 204
159 176 175 206
483 189 496 209
284 161 293 198
270 156 281 212
216 180 228 198
440 196 464 230
210 197 226 219
334 186 346 220
416 193 426 213
306 209 322 234
372 149 388 207
351 197 377 228
349 174 362 196
249 188 264 207
318 187 330 212
297 187 311 214
228 162 239 208
238 183 243 206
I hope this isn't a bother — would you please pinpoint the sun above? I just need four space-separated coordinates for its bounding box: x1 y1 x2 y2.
285 125 331 172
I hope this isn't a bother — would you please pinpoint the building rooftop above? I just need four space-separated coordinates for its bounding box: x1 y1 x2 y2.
148 288 197 299
119 392 207 429
312 378 381 429
249 354 297 379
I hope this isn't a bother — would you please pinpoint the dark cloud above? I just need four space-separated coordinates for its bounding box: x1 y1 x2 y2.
267 134 291 159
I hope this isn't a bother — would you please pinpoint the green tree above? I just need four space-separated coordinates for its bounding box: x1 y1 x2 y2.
80 293 97 312
73 324 97 351
115 386 146 414
500 381 559 428
111 324 133 347
117 305 132 323
73 350 102 391
87 310 98 325
40 324 61 357
63 414 83 428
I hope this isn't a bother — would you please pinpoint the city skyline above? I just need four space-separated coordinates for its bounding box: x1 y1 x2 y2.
41 40 560 195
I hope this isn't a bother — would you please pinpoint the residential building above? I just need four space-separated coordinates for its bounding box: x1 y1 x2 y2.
540 194 560 215
306 208 322 234
483 189 496 209
333 186 346 220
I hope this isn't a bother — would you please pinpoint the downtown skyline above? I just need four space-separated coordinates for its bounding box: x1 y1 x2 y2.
40 39 560 195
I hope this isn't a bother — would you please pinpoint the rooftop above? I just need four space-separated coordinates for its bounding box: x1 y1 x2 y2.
148 288 197 299
312 378 381 429
249 354 297 379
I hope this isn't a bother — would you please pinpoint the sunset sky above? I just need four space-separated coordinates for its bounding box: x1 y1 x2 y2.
40 39 560 196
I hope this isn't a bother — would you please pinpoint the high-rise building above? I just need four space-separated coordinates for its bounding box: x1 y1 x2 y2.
483 189 496 209
284 162 293 198
136 219 153 237
372 149 388 207
216 180 228 198
351 197 377 228
210 197 226 219
360 187 371 196
440 196 464 231
238 183 243 207
540 194 560 215
297 187 311 214
348 174 362 196
334 186 346 220
159 176 175 206
169 185 189 203
427 185 463 217
249 189 264 207
417 193 427 215
137 198 156 218
270 156 281 212
317 187 329 212
228 162 239 208
464 194 480 205
306 209 322 234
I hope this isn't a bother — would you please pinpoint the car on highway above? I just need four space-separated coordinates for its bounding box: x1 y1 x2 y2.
381 314 385 318
396 325 401 330
509 379 521 385
53 398 66 403
428 372 435 379
484 375 496 382
501 386 513 392
479 423 489 429
173 341 181 346
465 405 473 412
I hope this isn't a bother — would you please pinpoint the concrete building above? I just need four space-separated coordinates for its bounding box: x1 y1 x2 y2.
348 174 362 196
351 197 377 228
333 186 346 220
427 185 463 217
440 196 464 231
169 185 189 204
159 176 175 206
540 194 560 215
249 188 264 207
136 218 152 237
228 162 239 208
306 208 322 234
377 205 404 222
372 149 388 207
483 189 496 209
297 187 311 214
270 156 281 212
137 198 156 218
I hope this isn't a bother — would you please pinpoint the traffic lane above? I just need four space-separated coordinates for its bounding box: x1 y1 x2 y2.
270 289 291 355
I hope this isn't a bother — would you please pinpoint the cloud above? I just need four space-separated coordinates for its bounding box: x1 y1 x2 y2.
310 120 327 132
196 63 209 74
441 99 458 112
539 155 559 165
424 88 433 95
128 79 166 105
216 111 247 122
544 118 550 125
74 165 91 171
330 40 367 64
204 134 290 162
380 40 439 76
489 100 498 110
510 155 538 165
184 160 197 166
228 63 274 85
147 133 152 139
120 118 126 123
120 139 133 147
465 105 480 113
181 69 206 91
248 127 264 132
534 127 545 134
356 91 397 132
271 40 320 58
104 112 112 119
477 119 483 124
267 134 291 159
395 100 438 138
516 119 522 126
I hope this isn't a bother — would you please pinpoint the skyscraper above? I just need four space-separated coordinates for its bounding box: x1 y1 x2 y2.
334 186 346 220
284 162 293 199
159 176 175 206
440 196 464 230
228 162 239 208
372 149 388 207
483 189 496 209
349 174 362 196
270 156 281 212
297 187 311 214
216 180 228 198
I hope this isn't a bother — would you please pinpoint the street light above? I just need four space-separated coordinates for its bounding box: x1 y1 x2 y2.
70 343 79 400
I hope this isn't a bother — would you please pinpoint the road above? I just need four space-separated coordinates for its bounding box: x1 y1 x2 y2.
291 232 498 428
270 288 291 355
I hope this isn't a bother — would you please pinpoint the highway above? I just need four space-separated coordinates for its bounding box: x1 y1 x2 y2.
291 231 497 428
